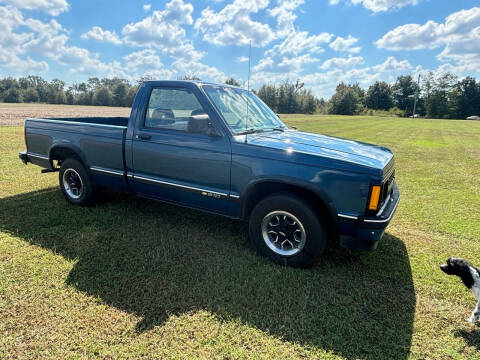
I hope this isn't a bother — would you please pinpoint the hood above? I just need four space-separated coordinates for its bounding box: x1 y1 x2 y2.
236 130 393 175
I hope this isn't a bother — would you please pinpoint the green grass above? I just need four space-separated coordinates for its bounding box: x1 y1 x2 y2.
1 114 480 359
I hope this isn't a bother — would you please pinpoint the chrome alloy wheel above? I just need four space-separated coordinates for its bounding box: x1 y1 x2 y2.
261 211 306 257
63 168 83 200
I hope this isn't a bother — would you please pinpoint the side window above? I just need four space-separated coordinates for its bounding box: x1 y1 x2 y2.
144 87 207 133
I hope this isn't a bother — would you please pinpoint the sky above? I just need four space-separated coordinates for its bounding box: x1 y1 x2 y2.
0 0 479 99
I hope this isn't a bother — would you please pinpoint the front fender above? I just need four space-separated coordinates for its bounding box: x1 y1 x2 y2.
240 176 338 223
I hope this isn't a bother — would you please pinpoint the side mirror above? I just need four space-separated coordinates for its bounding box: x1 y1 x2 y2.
189 114 222 137
206 121 222 137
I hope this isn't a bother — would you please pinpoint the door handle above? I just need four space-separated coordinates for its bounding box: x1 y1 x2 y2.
136 134 152 140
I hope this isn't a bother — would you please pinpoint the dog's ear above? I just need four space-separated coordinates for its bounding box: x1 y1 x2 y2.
458 266 475 288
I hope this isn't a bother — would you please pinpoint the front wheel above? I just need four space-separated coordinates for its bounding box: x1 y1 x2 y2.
59 158 95 206
249 193 327 267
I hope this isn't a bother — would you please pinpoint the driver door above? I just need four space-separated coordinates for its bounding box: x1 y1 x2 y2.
130 85 231 214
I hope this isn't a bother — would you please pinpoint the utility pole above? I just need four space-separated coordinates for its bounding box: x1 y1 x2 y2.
412 74 421 117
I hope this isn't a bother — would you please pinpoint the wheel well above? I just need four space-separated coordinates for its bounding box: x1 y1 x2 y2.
49 147 84 167
243 182 338 238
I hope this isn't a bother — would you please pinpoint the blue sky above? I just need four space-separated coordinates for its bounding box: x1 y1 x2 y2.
1 0 479 98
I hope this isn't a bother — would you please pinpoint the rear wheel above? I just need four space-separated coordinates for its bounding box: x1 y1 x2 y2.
249 193 327 267
59 158 95 206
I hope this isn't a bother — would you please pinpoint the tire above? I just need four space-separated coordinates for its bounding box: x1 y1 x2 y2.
249 193 327 267
59 158 95 206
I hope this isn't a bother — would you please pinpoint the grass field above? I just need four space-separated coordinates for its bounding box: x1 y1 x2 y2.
1 106 480 359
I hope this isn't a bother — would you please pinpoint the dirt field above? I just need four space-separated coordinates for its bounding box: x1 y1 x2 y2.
0 103 131 126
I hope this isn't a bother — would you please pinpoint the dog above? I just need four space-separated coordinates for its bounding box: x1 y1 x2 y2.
440 258 480 323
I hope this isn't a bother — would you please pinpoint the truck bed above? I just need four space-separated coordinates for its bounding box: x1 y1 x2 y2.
24 117 129 193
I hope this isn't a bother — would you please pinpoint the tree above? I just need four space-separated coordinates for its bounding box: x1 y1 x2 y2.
298 89 316 114
454 77 480 118
392 75 418 116
113 82 128 107
56 91 67 104
93 87 113 106
125 87 137 107
0 77 19 94
178 74 201 80
328 83 361 115
3 88 22 103
424 72 457 118
23 88 39 102
225 77 241 86
87 77 101 92
76 92 92 105
50 79 65 92
257 84 278 112
365 81 393 110
66 91 74 105
277 82 297 113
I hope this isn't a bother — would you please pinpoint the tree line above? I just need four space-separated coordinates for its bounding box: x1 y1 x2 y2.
0 76 139 107
327 73 480 119
1 73 479 119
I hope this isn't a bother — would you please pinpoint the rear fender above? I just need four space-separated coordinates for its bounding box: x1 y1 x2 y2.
49 142 89 169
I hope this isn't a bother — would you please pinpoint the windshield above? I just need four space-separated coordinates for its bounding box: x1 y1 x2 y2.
202 85 286 134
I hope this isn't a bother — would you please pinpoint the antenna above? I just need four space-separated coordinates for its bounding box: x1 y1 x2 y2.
245 40 251 143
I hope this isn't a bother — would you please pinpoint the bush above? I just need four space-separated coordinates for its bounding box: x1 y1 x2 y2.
389 107 405 117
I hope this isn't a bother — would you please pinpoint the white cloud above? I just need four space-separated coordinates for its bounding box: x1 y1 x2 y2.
4 9 123 76
194 0 275 47
350 0 419 13
123 50 175 80
374 21 440 50
0 6 49 73
81 26 122 45
236 56 249 63
329 0 339 5
329 35 361 53
173 59 227 82
376 7 480 72
122 0 201 61
143 4 151 12
266 30 333 56
254 53 319 73
252 28 333 85
373 56 411 72
0 0 69 16
124 49 162 71
268 0 305 38
440 7 480 40
320 56 364 70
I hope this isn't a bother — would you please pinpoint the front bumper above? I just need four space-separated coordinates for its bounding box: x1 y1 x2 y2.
337 181 400 250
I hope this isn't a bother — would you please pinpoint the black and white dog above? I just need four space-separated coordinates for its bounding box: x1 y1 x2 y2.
440 258 480 323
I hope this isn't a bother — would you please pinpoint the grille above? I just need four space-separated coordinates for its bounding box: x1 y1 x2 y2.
379 170 395 211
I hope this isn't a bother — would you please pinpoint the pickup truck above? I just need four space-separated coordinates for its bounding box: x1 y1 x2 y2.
19 80 399 267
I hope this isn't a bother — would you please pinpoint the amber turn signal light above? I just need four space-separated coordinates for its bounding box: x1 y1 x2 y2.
368 185 381 211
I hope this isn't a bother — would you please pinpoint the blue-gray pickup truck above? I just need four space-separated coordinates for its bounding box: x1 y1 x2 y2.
19 80 399 267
